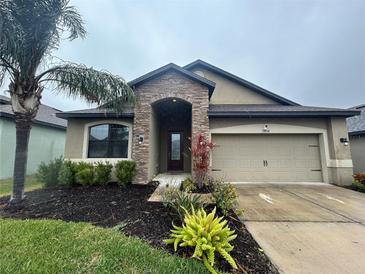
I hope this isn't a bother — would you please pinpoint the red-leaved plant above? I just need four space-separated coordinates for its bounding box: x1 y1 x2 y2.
191 133 215 189
353 173 365 185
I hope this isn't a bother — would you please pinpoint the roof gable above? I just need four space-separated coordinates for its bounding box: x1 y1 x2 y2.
184 59 299 106
128 63 216 97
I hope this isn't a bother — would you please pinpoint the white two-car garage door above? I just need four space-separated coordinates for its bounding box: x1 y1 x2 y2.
211 134 323 183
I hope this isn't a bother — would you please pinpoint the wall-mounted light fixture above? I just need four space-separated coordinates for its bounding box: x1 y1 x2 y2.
172 98 177 102
340 137 349 146
137 135 144 144
263 124 270 133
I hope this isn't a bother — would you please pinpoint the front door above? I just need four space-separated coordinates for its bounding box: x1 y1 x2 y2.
168 131 183 171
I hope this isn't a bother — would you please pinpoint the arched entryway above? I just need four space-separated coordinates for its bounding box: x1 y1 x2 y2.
150 98 192 175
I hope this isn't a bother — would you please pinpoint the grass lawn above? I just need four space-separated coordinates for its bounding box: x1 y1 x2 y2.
0 219 208 274
0 175 43 197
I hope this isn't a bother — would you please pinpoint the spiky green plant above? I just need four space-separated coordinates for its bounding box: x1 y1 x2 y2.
162 188 205 221
164 207 237 274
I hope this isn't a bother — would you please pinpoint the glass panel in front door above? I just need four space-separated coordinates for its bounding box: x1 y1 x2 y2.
171 133 181 160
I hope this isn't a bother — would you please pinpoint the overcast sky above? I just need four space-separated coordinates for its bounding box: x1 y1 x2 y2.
1 0 365 110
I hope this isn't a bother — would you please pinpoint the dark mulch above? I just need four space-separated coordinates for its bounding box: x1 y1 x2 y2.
0 184 278 274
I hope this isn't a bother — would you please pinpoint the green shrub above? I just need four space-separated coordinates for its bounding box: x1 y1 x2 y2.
58 161 112 186
36 156 64 187
162 188 205 221
74 162 94 174
114 160 136 187
164 207 237 274
181 177 196 193
212 182 238 216
58 160 77 186
75 167 94 186
351 180 365 192
59 162 94 186
94 161 113 185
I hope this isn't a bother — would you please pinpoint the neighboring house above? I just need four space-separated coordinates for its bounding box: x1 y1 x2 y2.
347 104 365 174
57 60 360 185
0 95 66 179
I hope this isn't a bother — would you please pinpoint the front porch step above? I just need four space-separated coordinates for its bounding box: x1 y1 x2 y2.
148 172 190 202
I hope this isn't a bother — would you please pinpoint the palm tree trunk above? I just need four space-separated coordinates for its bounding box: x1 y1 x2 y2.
10 114 32 204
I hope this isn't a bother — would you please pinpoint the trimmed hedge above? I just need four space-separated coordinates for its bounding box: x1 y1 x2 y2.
36 156 64 187
115 160 136 187
39 158 136 187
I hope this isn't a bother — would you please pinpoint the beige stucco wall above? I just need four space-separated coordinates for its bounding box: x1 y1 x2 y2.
326 118 353 184
64 115 353 185
64 118 133 161
350 136 365 173
210 117 353 185
192 68 279 105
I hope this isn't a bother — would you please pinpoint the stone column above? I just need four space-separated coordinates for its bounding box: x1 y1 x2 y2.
132 98 151 184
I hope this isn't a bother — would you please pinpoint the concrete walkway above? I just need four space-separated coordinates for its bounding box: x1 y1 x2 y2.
148 172 190 202
236 184 365 274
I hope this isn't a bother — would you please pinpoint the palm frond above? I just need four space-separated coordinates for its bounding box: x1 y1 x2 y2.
59 3 86 40
39 63 135 111
0 0 87 82
0 66 6 87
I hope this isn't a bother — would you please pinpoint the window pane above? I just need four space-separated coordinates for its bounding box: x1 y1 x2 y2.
88 124 129 158
90 124 108 141
88 124 109 158
171 133 180 160
109 140 128 158
88 141 108 158
110 124 129 141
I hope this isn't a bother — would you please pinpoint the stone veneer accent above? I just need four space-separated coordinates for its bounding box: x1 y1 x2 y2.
132 71 210 184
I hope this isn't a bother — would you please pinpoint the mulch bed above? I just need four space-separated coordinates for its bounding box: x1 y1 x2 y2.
0 183 278 274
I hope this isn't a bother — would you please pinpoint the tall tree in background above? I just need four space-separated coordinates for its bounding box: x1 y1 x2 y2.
0 0 135 204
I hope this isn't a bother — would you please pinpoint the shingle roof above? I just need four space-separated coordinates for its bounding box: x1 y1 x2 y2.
56 107 134 119
0 96 66 129
183 59 299 106
208 104 360 118
347 105 365 135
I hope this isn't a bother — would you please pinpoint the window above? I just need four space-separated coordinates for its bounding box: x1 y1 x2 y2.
88 124 129 158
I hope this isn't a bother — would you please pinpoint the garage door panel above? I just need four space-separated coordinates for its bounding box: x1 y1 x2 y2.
212 134 323 183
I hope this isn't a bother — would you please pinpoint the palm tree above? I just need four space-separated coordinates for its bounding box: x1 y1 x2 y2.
0 0 135 204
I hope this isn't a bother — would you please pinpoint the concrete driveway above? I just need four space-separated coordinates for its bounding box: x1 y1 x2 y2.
236 184 365 274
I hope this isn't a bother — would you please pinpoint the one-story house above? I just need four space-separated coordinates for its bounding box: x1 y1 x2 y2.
0 95 67 179
347 104 365 174
57 60 360 185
